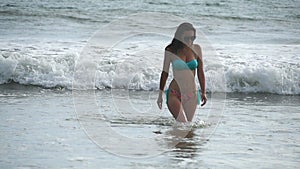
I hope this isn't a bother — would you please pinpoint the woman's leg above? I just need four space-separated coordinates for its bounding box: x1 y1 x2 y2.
182 95 197 121
182 93 197 122
167 92 187 122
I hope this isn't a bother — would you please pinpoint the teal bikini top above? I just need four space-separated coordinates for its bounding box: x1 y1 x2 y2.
172 59 198 70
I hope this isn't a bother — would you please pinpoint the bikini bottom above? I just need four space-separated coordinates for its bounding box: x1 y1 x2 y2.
165 88 200 105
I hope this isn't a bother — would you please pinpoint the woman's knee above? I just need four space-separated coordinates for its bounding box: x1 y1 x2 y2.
167 97 181 118
185 109 196 121
183 100 197 121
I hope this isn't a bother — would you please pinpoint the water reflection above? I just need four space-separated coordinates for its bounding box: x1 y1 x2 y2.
173 130 198 159
166 128 206 161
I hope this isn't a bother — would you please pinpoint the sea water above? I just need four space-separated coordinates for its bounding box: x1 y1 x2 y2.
0 84 299 168
0 0 299 168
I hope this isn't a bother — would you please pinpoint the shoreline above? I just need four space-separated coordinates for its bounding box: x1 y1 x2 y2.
1 82 299 97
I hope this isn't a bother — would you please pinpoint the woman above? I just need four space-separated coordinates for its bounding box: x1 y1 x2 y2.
157 22 207 122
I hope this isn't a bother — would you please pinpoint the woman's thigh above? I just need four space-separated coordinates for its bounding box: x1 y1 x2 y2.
182 94 197 121
167 94 181 118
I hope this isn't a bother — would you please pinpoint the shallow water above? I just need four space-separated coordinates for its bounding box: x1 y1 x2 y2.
1 0 299 168
0 84 299 168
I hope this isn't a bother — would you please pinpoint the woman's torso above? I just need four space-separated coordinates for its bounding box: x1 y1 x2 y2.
169 45 198 93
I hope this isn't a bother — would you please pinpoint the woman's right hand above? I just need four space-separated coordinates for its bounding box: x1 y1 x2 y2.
157 93 163 109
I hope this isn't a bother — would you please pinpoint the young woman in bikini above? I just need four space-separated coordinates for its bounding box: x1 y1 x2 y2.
157 22 207 122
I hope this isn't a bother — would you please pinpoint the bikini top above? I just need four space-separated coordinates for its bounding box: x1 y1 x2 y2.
172 59 198 70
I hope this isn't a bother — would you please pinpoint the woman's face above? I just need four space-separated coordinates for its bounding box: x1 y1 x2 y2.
182 30 195 47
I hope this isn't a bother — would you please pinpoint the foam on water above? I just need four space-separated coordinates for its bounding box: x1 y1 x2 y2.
0 42 79 88
1 40 299 95
219 44 300 94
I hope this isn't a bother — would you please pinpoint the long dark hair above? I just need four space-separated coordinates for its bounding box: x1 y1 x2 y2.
166 22 196 55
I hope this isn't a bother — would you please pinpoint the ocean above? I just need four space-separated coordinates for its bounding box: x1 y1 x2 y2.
0 0 299 168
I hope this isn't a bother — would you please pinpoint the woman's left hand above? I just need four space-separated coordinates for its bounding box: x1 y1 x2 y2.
201 94 207 106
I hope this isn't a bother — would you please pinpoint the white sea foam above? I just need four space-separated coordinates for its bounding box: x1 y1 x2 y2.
1 42 299 95
0 43 79 88
219 44 300 95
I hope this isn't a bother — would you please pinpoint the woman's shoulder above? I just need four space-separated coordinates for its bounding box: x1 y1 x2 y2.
192 44 202 58
193 44 201 51
165 46 172 52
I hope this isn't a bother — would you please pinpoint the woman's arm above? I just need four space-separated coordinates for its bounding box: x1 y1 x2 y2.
195 44 207 106
159 71 168 93
157 49 171 109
